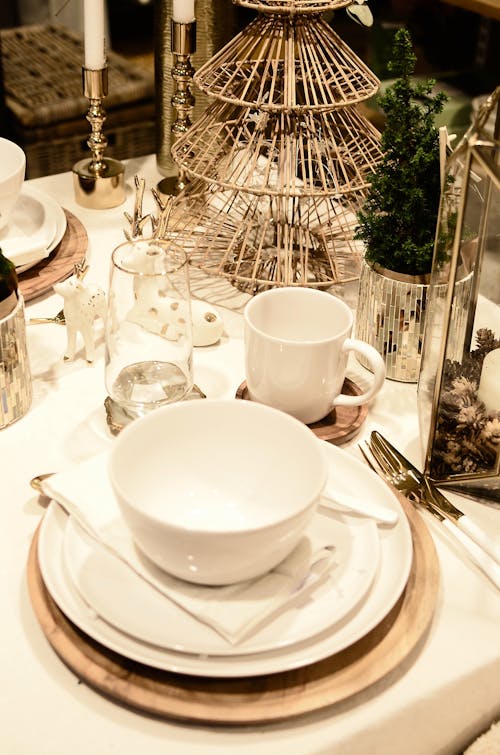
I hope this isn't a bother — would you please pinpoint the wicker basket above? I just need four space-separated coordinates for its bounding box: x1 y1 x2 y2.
1 24 156 177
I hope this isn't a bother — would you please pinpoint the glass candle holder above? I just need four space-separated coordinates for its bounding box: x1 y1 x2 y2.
418 87 500 501
105 238 193 418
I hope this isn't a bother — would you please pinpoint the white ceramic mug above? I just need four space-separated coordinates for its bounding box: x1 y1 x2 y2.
244 287 386 424
0 138 26 232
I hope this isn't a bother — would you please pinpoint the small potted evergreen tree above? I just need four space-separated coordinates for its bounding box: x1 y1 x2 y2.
354 28 447 381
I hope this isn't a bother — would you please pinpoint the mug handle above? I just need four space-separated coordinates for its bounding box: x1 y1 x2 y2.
332 339 386 407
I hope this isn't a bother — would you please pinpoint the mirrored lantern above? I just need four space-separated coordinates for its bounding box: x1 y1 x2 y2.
418 86 500 502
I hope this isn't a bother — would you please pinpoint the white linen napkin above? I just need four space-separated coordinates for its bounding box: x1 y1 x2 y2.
42 453 337 644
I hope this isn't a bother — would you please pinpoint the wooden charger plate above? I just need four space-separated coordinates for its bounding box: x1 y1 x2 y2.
18 210 88 302
27 492 439 725
236 378 368 445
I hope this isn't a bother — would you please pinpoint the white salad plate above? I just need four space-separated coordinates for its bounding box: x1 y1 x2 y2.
38 444 413 678
62 504 379 656
0 185 67 271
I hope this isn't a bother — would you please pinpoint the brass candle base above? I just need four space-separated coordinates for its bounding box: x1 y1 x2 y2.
73 157 125 209
156 172 189 197
73 67 126 209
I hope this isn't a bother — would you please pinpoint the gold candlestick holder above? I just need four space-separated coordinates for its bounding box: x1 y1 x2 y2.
157 20 196 197
73 67 126 209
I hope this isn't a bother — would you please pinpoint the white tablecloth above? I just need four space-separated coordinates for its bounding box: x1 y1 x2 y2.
1 154 499 755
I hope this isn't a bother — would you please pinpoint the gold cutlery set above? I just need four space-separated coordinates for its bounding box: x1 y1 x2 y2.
362 432 500 590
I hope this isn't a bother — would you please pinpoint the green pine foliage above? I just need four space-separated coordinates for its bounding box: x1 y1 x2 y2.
355 29 448 276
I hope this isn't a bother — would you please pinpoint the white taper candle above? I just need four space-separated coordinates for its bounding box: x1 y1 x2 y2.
477 348 500 415
172 0 195 23
84 0 106 69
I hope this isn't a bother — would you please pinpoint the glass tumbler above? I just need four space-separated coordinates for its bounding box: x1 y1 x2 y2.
105 238 193 417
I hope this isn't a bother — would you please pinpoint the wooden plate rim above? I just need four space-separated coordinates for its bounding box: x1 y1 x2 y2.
18 209 88 302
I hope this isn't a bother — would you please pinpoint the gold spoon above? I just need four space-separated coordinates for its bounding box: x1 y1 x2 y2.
30 472 54 495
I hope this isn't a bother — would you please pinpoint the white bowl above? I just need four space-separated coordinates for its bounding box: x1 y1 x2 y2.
0 138 26 232
108 399 328 585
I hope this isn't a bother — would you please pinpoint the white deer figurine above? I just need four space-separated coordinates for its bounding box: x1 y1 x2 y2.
53 263 106 362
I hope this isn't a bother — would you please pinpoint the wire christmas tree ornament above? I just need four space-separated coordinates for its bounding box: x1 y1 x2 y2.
161 0 383 291
234 0 357 14
193 12 379 111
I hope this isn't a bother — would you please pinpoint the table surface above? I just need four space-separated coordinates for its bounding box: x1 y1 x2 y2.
2 154 499 755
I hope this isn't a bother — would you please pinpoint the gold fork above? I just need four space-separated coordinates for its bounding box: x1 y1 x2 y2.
29 309 66 325
361 438 500 590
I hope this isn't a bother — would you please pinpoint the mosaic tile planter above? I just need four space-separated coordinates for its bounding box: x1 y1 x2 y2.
0 296 32 428
355 261 472 383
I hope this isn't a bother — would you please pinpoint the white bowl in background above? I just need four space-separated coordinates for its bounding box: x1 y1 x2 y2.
108 399 328 585
0 138 26 232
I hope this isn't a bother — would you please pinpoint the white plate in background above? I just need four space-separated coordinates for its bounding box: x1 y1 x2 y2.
1 185 67 272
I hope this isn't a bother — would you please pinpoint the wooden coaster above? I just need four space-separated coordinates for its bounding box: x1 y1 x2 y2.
236 378 368 444
26 493 439 725
18 209 88 302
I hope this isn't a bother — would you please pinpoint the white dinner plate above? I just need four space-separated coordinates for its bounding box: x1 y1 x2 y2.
0 185 67 271
62 505 380 656
38 444 413 677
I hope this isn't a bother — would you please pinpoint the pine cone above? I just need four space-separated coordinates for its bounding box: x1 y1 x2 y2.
475 327 498 352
